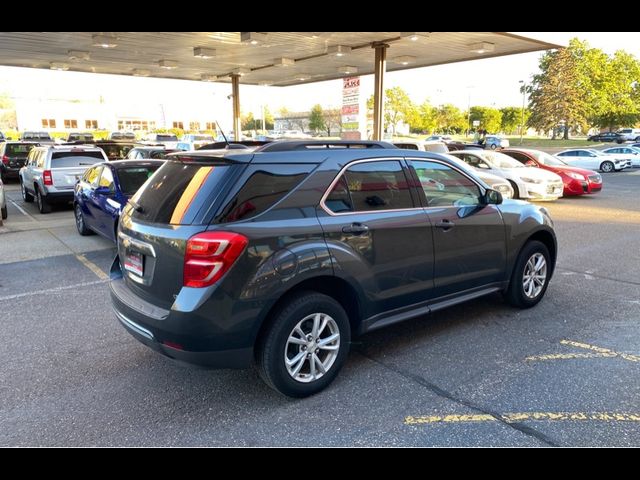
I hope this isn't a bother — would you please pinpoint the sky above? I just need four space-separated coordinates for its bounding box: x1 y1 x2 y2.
0 32 638 128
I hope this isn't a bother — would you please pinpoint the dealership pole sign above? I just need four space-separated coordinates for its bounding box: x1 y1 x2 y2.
342 76 365 139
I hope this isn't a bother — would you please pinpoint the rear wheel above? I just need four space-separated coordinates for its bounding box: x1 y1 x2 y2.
74 204 92 235
505 240 551 308
36 187 51 214
256 292 351 398
21 179 33 202
1 205 7 220
600 161 614 173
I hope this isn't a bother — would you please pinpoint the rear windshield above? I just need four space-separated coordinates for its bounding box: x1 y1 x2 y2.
156 135 178 141
117 165 162 196
100 144 134 160
51 151 104 168
6 144 35 156
130 161 235 225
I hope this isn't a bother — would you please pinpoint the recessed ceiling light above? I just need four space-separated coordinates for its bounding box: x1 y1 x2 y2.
295 74 310 81
201 73 218 82
49 62 69 71
159 60 178 70
92 34 117 48
68 50 90 61
132 69 150 77
392 55 416 66
241 32 268 45
400 32 419 41
194 47 216 59
337 65 358 74
327 45 352 57
469 42 495 54
274 57 295 67
232 67 251 76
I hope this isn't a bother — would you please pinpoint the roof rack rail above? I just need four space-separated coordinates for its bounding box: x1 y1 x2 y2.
254 140 396 152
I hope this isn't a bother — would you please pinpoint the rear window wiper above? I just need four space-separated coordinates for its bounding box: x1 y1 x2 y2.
128 200 144 213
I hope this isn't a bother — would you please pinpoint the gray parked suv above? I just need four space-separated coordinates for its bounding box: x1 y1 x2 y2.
20 145 107 213
110 140 557 397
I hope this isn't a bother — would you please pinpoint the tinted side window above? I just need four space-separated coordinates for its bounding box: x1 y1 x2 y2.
215 164 312 223
394 143 419 150
503 151 529 164
410 160 481 207
324 175 353 213
340 160 413 212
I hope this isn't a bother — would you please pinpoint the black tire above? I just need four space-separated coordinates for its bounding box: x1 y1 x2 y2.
1 205 7 220
21 179 34 202
490 143 497 150
600 161 614 173
36 187 51 214
256 291 351 398
508 180 520 199
635 137 640 142
505 240 551 308
74 203 93 236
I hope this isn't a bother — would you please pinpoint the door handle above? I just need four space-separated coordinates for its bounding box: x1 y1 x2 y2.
435 219 455 231
342 223 370 235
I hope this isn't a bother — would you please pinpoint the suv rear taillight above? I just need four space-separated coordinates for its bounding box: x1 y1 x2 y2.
183 231 248 288
1 155 8 165
43 170 53 186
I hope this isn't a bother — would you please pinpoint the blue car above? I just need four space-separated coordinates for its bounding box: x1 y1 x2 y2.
73 160 164 242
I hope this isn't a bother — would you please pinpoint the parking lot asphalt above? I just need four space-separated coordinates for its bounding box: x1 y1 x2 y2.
1 169 639 447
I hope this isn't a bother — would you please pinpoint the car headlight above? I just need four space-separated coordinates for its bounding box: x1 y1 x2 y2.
566 172 585 180
520 177 543 184
495 184 512 198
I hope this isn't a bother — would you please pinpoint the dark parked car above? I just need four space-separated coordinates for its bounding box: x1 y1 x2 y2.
446 141 485 152
74 160 163 242
0 141 38 181
67 132 95 142
587 132 624 143
125 146 180 160
110 141 557 397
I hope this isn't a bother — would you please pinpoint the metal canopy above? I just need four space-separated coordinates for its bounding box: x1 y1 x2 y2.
0 32 560 86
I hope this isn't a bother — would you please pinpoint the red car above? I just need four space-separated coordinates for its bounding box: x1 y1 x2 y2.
501 148 602 196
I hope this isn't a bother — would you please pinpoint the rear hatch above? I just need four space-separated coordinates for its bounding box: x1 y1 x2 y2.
117 157 244 307
5 143 36 168
50 150 105 190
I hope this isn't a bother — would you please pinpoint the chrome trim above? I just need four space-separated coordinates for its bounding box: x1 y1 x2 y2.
118 230 156 257
319 157 425 217
114 309 154 341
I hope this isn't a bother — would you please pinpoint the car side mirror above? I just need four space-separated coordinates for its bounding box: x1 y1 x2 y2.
482 189 503 205
525 160 537 167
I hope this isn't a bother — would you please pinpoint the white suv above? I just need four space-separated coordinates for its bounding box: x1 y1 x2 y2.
19 145 107 213
617 128 640 142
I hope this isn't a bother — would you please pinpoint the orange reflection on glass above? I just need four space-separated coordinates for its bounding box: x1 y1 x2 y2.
169 166 214 225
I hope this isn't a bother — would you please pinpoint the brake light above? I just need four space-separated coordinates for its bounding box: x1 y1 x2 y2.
43 170 53 186
1 155 8 165
183 231 248 288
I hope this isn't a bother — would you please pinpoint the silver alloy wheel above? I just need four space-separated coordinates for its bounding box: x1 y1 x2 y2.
284 312 340 383
21 182 27 200
601 161 613 173
522 252 547 299
36 189 42 210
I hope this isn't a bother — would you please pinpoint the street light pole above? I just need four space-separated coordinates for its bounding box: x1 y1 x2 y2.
519 80 526 145
466 86 474 138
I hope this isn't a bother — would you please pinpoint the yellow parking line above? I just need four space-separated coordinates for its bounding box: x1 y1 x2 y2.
75 254 109 280
561 340 640 363
404 412 640 425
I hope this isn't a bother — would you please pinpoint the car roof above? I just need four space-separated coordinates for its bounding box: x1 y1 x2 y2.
255 140 396 152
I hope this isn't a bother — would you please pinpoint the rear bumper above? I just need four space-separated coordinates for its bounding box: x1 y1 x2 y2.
109 258 254 369
42 190 75 203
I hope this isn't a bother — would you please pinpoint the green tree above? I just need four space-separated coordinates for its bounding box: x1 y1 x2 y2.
500 106 530 135
241 112 256 130
415 101 437 133
308 104 326 133
433 104 466 133
322 108 342 136
367 87 417 135
469 106 502 133
528 39 592 139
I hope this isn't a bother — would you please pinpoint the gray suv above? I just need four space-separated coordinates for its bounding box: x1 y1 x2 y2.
110 141 557 397
20 145 107 213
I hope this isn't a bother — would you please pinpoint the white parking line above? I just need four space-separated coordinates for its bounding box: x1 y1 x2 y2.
0 279 108 302
9 198 37 221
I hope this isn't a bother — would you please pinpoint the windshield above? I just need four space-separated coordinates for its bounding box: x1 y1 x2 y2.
528 150 567 166
481 151 525 168
155 134 178 141
193 135 214 141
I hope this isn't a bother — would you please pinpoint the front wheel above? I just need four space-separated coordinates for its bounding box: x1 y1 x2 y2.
505 240 551 308
21 180 34 202
600 161 614 173
256 292 351 398
490 143 497 150
1 205 7 220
